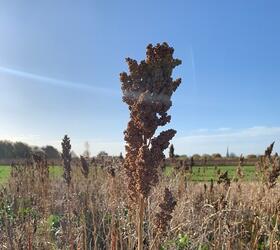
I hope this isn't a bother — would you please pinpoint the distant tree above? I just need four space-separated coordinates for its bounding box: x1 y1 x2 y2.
192 154 201 160
229 152 237 158
97 151 108 158
32 146 41 152
247 154 257 159
0 141 14 159
13 142 32 158
202 156 207 166
0 140 62 160
169 144 175 158
212 153 222 158
32 149 46 159
202 154 211 159
42 145 60 159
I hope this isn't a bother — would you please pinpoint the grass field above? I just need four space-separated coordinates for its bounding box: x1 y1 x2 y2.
164 165 257 181
0 164 257 184
0 165 63 184
0 165 11 184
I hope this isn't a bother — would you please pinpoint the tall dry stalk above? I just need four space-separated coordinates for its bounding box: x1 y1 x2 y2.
169 144 175 159
61 135 72 247
258 142 280 188
79 155 94 249
62 135 72 187
120 42 181 249
80 155 89 179
152 188 176 249
236 154 245 180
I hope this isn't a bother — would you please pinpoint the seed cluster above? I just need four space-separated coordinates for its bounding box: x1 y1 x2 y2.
154 188 177 233
80 155 89 178
61 135 72 186
120 42 182 202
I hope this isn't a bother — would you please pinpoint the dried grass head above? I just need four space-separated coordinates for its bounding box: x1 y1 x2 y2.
61 135 72 186
80 155 89 178
120 42 182 201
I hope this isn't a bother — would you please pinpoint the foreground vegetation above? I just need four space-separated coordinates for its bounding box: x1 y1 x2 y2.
0 150 279 249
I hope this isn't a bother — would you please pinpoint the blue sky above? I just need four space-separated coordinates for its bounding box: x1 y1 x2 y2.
0 1 280 156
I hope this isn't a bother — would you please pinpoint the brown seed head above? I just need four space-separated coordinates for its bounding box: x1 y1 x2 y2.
61 135 72 186
154 188 177 233
120 43 181 201
265 141 275 157
80 155 89 178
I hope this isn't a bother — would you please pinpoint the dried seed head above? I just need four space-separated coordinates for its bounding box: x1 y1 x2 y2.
120 43 181 202
267 155 280 188
204 183 207 193
217 171 231 188
190 157 194 168
32 152 49 182
236 154 245 179
169 144 175 159
265 141 275 158
61 135 72 186
80 155 89 178
107 166 116 177
257 142 279 187
154 188 177 233
210 178 214 193
32 152 47 166
239 154 245 166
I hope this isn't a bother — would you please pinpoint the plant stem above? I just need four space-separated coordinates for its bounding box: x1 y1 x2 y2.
138 195 145 250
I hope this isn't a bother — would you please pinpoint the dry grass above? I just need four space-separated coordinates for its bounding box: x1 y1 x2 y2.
0 153 280 249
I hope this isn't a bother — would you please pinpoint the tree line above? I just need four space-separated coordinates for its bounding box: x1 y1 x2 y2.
0 140 60 159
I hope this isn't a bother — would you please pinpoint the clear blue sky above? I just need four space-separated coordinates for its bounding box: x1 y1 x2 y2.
0 1 280 156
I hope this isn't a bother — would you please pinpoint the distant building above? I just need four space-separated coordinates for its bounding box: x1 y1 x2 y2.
226 147 229 158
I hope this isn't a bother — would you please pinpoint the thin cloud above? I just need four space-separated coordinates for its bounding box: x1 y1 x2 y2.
178 126 280 140
174 126 280 155
217 127 232 132
0 65 118 96
190 128 209 134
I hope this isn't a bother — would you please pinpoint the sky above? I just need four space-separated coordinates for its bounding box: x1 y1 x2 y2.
0 0 280 156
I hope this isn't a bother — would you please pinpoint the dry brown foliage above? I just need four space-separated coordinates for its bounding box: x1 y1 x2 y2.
1 151 280 249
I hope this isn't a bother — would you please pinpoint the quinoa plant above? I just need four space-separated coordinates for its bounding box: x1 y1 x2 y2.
120 42 181 249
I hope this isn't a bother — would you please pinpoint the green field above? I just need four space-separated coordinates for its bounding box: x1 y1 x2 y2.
0 165 63 184
0 165 11 184
0 165 257 184
164 165 257 182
